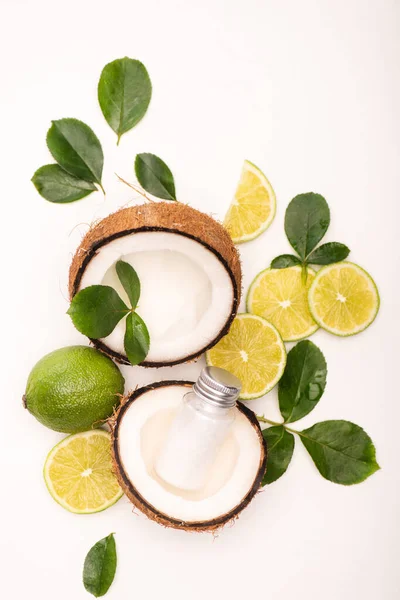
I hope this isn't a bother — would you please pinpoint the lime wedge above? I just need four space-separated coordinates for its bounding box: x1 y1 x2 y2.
224 160 276 243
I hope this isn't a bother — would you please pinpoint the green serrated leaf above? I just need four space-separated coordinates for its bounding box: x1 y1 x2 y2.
46 118 104 189
270 254 301 269
300 420 380 485
116 260 140 309
98 57 152 144
135 153 176 200
31 164 97 203
83 533 117 598
68 286 129 338
285 192 330 260
307 242 350 265
262 426 295 485
124 312 150 365
279 340 327 423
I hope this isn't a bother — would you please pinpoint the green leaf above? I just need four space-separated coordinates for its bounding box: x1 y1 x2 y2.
262 426 295 485
68 286 129 338
124 312 150 365
135 153 176 200
279 340 327 424
116 260 140 308
98 57 152 144
285 192 330 260
31 164 97 203
270 254 301 269
83 533 117 597
300 420 380 485
307 242 350 265
46 118 104 189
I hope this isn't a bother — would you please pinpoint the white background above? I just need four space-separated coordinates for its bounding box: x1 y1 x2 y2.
1 0 399 598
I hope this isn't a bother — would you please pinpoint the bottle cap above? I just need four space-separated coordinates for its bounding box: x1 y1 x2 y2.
193 366 241 408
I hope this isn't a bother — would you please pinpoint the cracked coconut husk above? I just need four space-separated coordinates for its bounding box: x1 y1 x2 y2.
69 202 242 367
110 381 267 532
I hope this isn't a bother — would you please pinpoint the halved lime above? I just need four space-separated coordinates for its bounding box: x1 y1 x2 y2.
206 314 286 400
44 430 122 514
224 160 276 243
308 261 379 336
247 266 318 342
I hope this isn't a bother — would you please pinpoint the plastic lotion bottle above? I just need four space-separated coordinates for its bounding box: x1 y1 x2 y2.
155 366 241 492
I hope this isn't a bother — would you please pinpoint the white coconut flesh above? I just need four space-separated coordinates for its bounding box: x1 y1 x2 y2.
116 385 264 523
78 231 234 363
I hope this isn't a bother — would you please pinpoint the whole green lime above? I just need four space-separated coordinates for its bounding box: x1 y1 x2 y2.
24 346 125 433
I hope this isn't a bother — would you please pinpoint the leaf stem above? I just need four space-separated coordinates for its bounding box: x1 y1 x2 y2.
115 174 155 202
98 182 106 196
301 262 308 284
256 414 300 436
256 415 284 427
283 424 300 435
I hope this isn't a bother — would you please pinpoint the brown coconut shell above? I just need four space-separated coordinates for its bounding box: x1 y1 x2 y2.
110 381 267 532
69 203 242 367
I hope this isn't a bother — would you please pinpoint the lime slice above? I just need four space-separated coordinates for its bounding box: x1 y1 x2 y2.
206 314 286 400
224 160 276 243
308 261 379 336
247 266 318 342
44 430 122 514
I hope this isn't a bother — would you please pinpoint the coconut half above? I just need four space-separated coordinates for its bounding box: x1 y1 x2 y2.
111 381 267 532
69 203 241 366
